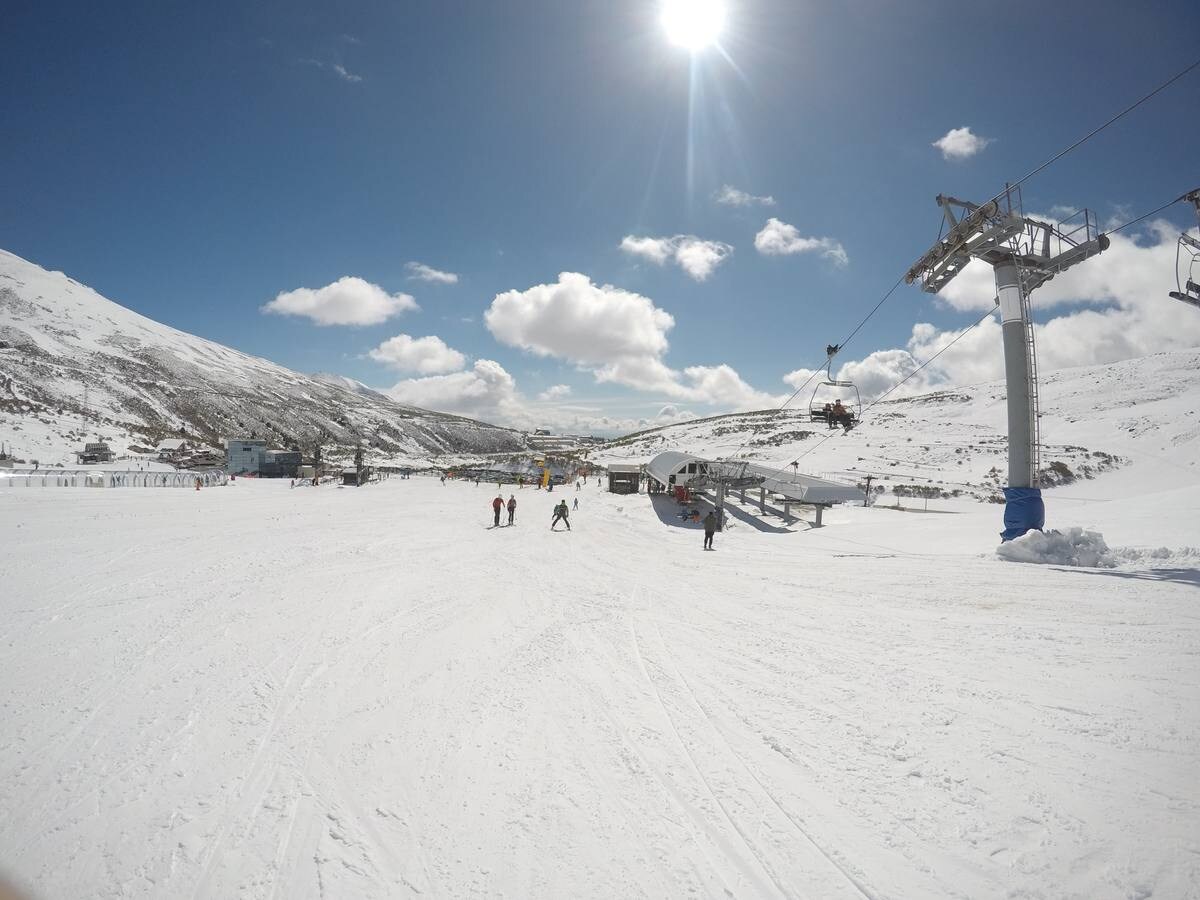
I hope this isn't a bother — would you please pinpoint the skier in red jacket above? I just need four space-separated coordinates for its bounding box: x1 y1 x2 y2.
492 494 504 527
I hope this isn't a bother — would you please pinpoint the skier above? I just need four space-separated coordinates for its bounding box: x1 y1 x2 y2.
703 510 717 550
507 494 517 525
492 493 504 527
572 497 579 511
551 500 571 531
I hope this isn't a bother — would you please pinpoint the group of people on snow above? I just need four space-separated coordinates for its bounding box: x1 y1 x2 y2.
492 493 518 527
489 492 577 530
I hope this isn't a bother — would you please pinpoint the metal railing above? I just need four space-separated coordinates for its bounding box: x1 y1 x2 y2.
0 467 229 488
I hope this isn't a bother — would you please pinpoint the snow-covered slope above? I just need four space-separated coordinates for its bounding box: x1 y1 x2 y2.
2 477 1196 899
0 249 526 465
595 349 1200 503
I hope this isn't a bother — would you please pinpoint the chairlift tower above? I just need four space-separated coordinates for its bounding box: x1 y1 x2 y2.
905 186 1109 540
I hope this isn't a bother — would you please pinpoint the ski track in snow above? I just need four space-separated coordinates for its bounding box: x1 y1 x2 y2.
1 477 1198 899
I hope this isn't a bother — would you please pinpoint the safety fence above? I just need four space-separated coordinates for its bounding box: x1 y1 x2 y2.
0 468 229 488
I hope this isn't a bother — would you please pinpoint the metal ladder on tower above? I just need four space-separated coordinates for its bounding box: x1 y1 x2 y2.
1017 260 1042 486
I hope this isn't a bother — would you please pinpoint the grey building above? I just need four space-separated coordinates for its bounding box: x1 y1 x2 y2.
225 438 268 474
261 450 302 478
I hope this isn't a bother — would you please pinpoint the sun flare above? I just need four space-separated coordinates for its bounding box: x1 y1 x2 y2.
661 0 726 52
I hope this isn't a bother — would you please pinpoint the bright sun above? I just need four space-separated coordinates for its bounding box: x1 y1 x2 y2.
661 0 726 52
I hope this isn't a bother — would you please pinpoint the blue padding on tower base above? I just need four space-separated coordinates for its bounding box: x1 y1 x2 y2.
1001 487 1045 542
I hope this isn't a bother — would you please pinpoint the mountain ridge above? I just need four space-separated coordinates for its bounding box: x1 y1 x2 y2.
0 249 526 465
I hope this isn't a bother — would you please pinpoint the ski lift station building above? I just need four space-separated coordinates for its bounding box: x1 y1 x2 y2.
645 451 708 496
645 451 865 515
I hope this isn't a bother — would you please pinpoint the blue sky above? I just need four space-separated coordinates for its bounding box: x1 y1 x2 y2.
2 0 1198 432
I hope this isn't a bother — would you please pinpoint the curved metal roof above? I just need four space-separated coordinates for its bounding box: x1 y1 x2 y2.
645 451 705 486
745 464 865 504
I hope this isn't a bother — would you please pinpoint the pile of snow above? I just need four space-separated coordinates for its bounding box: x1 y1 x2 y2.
996 526 1117 567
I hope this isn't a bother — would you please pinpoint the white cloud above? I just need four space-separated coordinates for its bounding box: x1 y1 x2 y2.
619 236 672 265
781 367 821 391
383 360 641 435
754 218 848 266
939 222 1184 315
384 359 527 424
301 58 363 83
406 262 459 285
368 333 466 375
620 234 734 281
538 384 572 401
823 222 1200 400
487 272 674 365
485 272 782 412
932 126 991 160
679 364 782 408
715 185 776 207
262 276 417 326
594 357 783 408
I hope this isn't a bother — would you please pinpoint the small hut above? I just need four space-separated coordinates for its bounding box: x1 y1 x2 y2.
75 441 115 464
606 464 641 494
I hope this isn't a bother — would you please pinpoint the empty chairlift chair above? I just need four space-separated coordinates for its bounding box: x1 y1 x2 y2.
1169 189 1200 309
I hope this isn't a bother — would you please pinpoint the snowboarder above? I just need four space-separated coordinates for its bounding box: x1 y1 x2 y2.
551 500 571 531
492 494 504 527
703 511 717 550
507 494 517 525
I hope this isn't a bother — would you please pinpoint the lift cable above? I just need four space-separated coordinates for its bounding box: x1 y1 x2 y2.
1104 192 1198 236
725 271 910 462
723 59 1199 466
761 188 1195 486
992 56 1200 203
761 305 998 484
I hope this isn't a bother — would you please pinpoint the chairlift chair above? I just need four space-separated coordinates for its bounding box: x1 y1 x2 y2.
809 343 862 428
1168 189 1200 309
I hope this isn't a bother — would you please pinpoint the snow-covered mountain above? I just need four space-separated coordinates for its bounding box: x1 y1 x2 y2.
594 348 1200 502
0 249 526 465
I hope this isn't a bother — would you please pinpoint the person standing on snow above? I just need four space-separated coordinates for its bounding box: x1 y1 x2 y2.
492 493 504 527
703 510 717 550
572 497 579 511
507 494 517 525
551 500 571 531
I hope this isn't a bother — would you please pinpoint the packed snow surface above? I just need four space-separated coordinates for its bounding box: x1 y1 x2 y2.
2 477 1198 899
